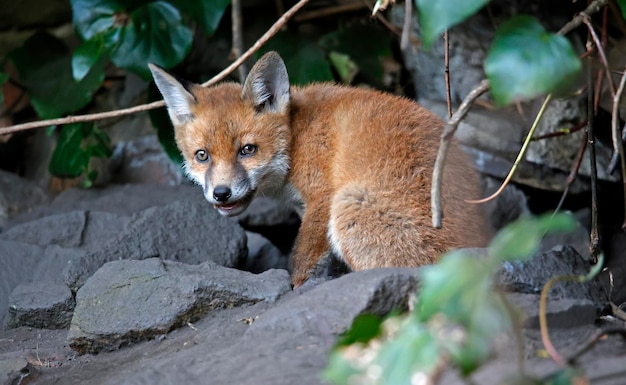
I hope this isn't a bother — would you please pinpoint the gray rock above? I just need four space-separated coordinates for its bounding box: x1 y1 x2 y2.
110 135 184 186
247 268 421 338
1 210 87 248
68 258 291 354
507 292 596 329
6 281 74 329
5 183 197 228
526 96 615 182
0 240 45 326
244 231 288 273
237 196 299 228
497 245 604 305
62 197 247 290
0 170 50 230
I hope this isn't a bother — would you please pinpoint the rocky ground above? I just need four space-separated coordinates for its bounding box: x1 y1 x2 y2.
0 170 624 385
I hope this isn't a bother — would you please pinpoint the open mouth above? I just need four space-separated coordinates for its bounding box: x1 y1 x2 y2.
213 193 254 216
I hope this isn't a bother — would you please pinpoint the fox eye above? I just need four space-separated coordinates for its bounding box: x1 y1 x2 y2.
195 149 209 163
239 144 258 157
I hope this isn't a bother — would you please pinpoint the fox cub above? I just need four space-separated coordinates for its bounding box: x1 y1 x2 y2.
149 51 487 287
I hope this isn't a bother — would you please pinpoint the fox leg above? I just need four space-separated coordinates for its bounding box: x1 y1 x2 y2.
290 201 331 287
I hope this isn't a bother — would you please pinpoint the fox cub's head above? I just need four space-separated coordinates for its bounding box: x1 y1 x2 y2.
149 52 292 216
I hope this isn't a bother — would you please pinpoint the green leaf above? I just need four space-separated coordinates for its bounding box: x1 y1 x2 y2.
49 122 112 178
319 24 391 85
415 0 491 48
171 0 230 36
0 72 8 105
71 0 123 40
334 314 384 347
617 0 626 20
111 1 193 79
328 52 358 84
260 32 333 85
376 321 439 384
8 32 105 119
488 212 577 262
72 37 106 81
485 15 582 107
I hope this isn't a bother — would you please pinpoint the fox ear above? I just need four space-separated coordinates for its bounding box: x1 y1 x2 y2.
149 63 196 126
242 51 290 113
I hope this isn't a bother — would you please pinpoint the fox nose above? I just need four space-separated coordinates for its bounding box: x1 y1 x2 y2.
213 186 232 202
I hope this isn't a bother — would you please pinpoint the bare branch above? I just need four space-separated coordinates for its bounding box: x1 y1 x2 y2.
431 79 489 228
611 67 626 228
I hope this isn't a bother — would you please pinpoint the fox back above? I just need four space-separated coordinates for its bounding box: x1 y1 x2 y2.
150 52 488 287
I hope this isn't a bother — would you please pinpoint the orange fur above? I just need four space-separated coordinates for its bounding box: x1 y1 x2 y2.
150 52 488 287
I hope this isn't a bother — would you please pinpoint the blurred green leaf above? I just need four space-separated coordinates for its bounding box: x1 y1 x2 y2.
260 33 333 85
319 24 391 85
49 122 112 178
375 321 439 384
489 212 577 262
485 15 582 107
334 314 384 347
0 72 8 105
415 0 491 48
617 0 626 20
72 37 106 81
71 0 123 40
171 0 230 36
111 2 193 79
328 52 358 84
9 32 105 119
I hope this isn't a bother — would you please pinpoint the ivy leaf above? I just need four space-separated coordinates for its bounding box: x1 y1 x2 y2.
0 72 8 105
328 52 358 84
49 122 112 178
617 0 626 20
260 33 333 85
415 0 491 48
8 32 105 119
72 37 106 81
110 1 193 79
489 212 577 262
319 24 391 85
170 0 230 36
71 0 123 40
485 15 582 107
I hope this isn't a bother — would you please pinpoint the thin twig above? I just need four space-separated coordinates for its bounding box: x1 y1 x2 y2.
586 38 601 263
466 94 553 204
553 131 588 215
400 0 412 51
431 79 489 227
611 67 626 228
444 30 452 119
558 0 608 35
231 0 248 81
580 14 616 98
0 0 313 137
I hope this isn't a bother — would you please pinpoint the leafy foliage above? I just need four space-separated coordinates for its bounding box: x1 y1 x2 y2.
485 15 582 106
618 0 626 19
415 0 491 48
71 0 193 80
9 32 105 119
324 213 578 384
48 122 112 187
